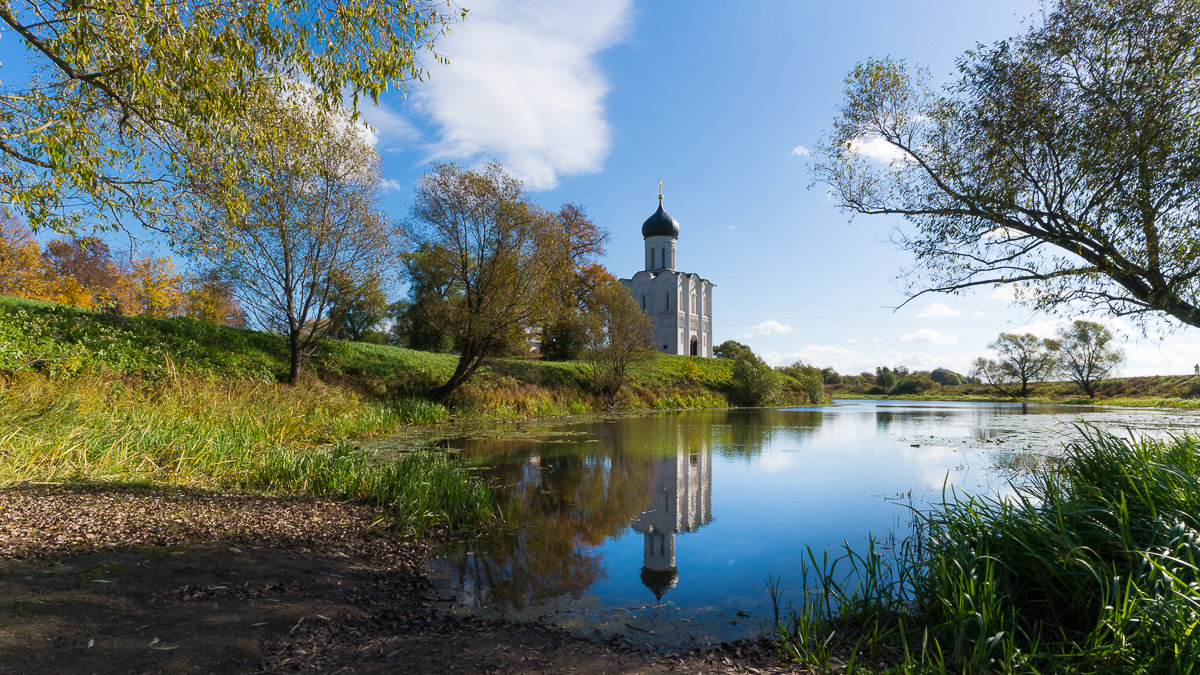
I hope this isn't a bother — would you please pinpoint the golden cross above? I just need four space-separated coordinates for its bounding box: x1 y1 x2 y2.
658 179 664 201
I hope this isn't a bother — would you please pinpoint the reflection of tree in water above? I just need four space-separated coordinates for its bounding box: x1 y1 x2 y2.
443 431 657 610
438 409 821 609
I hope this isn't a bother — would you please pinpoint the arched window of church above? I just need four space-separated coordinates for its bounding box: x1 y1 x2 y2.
665 291 670 311
641 294 646 311
650 249 655 268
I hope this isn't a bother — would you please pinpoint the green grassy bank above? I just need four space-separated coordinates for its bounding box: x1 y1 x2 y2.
0 294 816 531
772 428 1200 673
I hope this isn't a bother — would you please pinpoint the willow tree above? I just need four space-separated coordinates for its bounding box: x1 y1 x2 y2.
813 0 1200 329
0 0 460 236
403 164 566 401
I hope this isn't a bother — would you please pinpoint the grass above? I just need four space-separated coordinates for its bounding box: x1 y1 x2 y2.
0 372 490 533
770 427 1200 673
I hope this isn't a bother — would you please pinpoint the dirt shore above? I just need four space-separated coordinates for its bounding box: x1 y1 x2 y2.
0 485 795 674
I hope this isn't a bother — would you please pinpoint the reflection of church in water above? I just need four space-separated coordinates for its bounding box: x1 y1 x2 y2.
630 446 713 601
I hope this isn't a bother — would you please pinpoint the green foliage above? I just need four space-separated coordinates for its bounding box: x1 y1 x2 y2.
817 0 1200 330
326 272 389 342
974 332 1058 398
930 367 964 386
714 339 751 359
730 350 781 406
875 366 896 393
1056 320 1124 397
540 316 588 361
2 0 458 235
773 427 1200 672
891 372 935 395
778 361 829 405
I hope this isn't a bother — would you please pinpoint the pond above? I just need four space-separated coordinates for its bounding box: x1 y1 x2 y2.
427 400 1200 648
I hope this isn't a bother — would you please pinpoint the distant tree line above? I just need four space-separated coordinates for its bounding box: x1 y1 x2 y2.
973 322 1123 398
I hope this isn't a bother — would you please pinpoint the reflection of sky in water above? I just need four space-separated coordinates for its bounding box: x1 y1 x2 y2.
428 401 1200 647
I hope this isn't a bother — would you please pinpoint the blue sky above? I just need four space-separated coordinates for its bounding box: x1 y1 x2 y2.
6 1 1198 376
357 0 1198 377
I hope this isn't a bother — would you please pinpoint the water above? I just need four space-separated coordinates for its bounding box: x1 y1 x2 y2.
428 400 1200 647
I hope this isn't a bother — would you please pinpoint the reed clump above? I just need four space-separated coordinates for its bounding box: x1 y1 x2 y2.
772 426 1200 673
0 372 494 533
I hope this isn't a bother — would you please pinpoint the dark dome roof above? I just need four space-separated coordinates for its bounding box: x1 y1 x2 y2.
640 566 679 602
641 201 680 239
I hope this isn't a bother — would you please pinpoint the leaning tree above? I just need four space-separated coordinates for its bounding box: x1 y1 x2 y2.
813 0 1200 330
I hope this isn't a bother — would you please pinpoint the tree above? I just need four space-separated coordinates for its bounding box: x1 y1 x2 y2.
730 350 781 406
930 367 964 386
186 270 248 328
189 102 392 382
1055 320 1123 397
0 219 47 299
582 276 654 407
814 0 1200 330
326 272 389 343
973 333 1058 398
0 0 458 236
391 244 454 351
714 340 751 360
875 367 896 393
402 163 563 401
539 205 610 361
42 237 121 310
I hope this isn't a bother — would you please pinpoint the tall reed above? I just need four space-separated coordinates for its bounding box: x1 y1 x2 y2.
772 426 1200 673
0 373 495 533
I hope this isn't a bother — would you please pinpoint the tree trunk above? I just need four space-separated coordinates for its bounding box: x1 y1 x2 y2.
432 351 484 402
288 330 303 384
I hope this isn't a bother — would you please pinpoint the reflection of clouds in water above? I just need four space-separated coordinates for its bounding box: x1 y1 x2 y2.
755 448 797 473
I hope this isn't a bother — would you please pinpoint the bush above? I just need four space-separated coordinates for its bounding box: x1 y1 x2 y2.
730 351 780 406
891 373 935 395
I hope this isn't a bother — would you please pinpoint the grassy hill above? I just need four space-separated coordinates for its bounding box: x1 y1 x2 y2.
0 294 824 416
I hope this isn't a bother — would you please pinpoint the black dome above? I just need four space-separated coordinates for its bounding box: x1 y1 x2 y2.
641 201 680 239
640 566 679 602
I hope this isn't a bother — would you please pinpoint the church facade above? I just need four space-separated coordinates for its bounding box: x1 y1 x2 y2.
619 193 715 357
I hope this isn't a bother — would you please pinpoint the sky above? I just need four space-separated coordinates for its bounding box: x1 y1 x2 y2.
8 1 1200 377
350 0 1198 377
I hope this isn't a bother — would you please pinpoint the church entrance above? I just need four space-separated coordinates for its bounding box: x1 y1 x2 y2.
690 337 698 356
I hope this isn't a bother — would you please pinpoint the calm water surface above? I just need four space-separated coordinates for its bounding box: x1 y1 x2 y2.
428 400 1200 647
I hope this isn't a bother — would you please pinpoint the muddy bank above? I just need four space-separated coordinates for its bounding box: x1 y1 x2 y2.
0 485 792 673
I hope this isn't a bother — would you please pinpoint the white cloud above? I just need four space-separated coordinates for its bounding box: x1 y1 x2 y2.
916 302 960 319
972 310 986 317
358 100 422 149
847 135 912 166
752 320 798 336
900 329 959 346
380 179 403 193
413 1 631 189
791 145 811 157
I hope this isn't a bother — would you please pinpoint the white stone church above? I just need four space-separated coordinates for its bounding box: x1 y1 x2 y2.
620 192 715 357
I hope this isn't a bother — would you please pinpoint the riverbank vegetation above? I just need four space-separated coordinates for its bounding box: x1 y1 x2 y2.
771 427 1200 672
0 293 822 530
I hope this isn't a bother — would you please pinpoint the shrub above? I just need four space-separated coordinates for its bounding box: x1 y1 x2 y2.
730 351 780 406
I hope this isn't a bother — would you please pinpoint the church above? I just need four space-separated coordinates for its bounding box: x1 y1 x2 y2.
619 187 715 357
